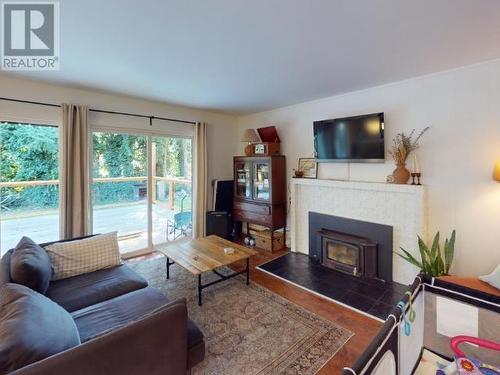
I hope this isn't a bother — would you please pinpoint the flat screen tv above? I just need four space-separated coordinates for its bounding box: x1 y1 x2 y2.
313 112 385 162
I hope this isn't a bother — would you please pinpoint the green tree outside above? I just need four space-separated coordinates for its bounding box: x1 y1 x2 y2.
1 123 192 213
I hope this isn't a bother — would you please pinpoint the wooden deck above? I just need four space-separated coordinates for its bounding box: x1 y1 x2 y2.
0 202 186 254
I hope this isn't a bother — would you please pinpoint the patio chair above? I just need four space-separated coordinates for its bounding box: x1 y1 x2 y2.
166 190 192 241
0 194 16 211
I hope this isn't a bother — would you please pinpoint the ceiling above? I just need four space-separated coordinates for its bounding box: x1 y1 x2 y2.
5 0 500 114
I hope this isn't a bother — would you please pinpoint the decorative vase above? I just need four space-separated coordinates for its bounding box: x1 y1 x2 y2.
244 143 253 156
393 163 411 184
293 170 304 178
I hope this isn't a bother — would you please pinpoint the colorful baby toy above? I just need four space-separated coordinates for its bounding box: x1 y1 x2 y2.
437 336 500 375
397 291 416 336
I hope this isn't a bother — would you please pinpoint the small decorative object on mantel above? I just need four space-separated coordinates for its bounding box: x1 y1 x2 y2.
389 127 429 184
410 172 421 185
297 158 317 179
293 169 304 178
241 128 260 156
411 154 422 185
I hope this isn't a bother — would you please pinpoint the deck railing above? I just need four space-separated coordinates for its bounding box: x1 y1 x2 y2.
0 179 59 188
0 176 192 210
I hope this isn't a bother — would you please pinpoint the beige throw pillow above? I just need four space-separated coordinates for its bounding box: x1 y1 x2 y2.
46 232 121 281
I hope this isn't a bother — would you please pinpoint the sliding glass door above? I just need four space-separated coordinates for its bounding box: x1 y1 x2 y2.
91 132 148 254
152 136 192 245
91 131 192 256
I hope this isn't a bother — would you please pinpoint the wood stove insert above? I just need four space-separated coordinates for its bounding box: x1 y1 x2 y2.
318 229 378 278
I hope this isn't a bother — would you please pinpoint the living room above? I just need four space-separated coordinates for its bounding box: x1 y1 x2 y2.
0 1 499 375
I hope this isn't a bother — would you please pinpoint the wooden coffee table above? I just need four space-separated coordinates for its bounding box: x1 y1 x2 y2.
158 235 258 305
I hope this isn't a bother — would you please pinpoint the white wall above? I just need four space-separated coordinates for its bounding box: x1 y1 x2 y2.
237 59 500 277
0 75 238 209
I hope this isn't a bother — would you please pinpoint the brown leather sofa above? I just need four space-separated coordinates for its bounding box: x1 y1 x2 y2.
0 237 205 375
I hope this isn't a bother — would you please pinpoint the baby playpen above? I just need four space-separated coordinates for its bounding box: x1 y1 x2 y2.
342 273 499 375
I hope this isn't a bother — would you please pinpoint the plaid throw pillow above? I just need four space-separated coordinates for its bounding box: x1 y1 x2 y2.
46 232 121 281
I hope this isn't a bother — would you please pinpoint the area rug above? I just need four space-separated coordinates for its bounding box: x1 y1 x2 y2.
128 257 353 375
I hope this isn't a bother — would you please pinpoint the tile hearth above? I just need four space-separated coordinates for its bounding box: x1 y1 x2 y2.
257 253 408 321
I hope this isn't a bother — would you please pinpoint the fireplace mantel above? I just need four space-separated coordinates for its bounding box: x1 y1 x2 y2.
290 178 427 284
291 177 424 193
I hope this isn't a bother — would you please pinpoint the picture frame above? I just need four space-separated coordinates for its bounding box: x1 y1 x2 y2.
298 158 317 179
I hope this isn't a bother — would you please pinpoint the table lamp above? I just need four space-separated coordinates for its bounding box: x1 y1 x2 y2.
241 128 260 156
494 161 500 182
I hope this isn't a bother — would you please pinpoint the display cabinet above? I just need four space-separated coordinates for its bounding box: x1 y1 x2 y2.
233 156 286 251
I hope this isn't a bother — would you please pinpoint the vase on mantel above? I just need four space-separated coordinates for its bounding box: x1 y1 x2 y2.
393 163 411 184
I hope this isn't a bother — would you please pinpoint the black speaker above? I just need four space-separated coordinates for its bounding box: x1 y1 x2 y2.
206 211 233 239
212 180 233 212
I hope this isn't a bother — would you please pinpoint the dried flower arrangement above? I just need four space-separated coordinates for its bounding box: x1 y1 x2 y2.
389 127 430 165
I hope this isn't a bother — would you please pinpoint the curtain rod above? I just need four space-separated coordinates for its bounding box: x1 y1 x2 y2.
0 97 197 125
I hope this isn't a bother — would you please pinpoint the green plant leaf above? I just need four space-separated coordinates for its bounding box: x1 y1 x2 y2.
396 248 423 269
444 230 456 275
430 232 440 260
417 236 432 274
436 249 445 276
430 232 442 275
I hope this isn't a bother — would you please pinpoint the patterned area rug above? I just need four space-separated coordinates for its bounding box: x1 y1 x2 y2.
128 257 353 375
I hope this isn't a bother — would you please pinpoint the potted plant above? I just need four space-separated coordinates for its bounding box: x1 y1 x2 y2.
389 127 429 184
396 230 455 277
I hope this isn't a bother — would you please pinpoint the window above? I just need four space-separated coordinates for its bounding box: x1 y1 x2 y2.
0 122 60 252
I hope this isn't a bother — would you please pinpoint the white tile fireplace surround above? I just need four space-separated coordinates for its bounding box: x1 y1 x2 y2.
290 179 427 285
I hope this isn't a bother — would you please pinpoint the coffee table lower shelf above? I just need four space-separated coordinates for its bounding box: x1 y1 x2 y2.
166 257 250 306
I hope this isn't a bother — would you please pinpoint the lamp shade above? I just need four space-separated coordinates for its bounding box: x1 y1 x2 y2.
494 161 500 182
240 128 260 143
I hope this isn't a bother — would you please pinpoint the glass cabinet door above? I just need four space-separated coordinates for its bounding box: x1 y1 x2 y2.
235 161 251 198
253 162 270 201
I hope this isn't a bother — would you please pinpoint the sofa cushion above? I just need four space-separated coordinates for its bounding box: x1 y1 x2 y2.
45 232 121 281
71 287 204 369
46 264 148 312
72 287 170 342
0 283 80 373
0 249 13 286
10 237 53 294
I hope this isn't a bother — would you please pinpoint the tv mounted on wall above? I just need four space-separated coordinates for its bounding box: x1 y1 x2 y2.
313 112 385 163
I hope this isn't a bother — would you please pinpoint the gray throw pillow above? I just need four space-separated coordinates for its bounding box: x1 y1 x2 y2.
0 283 81 373
10 237 53 294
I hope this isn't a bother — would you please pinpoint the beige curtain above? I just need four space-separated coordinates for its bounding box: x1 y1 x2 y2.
193 122 207 238
60 104 90 239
